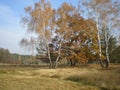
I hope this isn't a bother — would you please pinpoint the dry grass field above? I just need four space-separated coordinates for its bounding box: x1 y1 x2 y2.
0 64 120 90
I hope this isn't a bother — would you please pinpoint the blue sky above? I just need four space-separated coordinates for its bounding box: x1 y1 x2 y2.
0 0 79 54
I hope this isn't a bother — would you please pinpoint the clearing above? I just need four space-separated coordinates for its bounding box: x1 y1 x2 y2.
0 64 120 90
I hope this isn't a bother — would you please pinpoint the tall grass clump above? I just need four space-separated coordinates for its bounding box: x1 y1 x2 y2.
66 70 120 90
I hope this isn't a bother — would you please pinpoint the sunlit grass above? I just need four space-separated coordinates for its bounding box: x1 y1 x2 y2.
0 64 119 90
66 70 120 90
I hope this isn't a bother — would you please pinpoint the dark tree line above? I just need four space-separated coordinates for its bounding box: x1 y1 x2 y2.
0 48 31 64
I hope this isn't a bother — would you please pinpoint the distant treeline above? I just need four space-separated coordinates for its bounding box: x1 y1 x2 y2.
0 48 31 64
0 46 120 65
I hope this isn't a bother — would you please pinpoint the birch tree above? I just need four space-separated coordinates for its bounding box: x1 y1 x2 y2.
21 0 55 68
80 0 120 68
98 0 120 68
54 2 75 67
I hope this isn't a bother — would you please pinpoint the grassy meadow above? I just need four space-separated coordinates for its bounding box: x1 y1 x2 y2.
0 64 120 90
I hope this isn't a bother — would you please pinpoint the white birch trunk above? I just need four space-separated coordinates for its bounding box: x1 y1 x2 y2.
96 15 104 68
42 18 52 68
46 43 52 68
104 25 110 68
55 42 62 68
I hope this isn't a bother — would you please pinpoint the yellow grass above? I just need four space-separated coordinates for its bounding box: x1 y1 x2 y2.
0 64 120 90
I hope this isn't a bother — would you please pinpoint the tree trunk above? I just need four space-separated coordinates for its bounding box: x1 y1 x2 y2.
70 59 73 66
47 44 52 68
96 16 104 68
55 56 60 68
55 43 61 68
69 59 76 66
105 29 110 68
